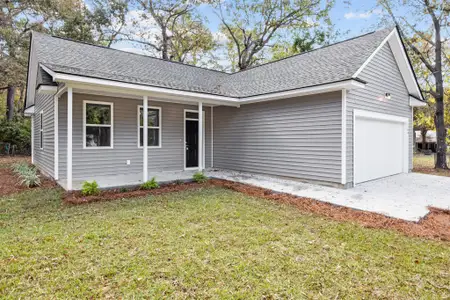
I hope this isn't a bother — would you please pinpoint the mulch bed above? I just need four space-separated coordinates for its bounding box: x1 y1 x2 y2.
0 156 56 197
63 177 450 242
64 182 206 204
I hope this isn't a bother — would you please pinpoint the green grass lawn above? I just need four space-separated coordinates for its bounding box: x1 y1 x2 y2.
1 187 449 299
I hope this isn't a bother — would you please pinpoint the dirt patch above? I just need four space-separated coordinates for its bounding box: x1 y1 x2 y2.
210 179 450 242
64 182 205 204
0 156 56 197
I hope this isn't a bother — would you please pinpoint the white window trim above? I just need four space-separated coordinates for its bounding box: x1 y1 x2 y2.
183 109 205 171
137 105 162 148
39 110 44 149
83 100 114 149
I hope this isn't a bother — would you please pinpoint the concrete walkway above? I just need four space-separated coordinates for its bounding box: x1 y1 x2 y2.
205 169 450 222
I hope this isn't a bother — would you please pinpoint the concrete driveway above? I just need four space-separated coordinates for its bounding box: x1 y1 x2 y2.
206 170 450 222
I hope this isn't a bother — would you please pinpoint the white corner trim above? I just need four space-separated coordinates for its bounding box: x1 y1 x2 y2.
37 85 58 95
410 96 427 107
82 100 114 149
211 106 214 168
143 96 148 182
198 102 203 171
137 105 162 148
54 95 59 180
352 29 396 78
31 115 34 164
341 89 347 185
67 87 73 190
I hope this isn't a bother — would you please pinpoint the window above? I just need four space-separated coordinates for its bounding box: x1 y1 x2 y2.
138 106 161 147
83 101 113 148
39 110 44 149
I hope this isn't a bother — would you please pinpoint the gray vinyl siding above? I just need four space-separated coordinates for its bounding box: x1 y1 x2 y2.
346 43 412 185
213 92 342 183
58 93 211 180
33 94 54 177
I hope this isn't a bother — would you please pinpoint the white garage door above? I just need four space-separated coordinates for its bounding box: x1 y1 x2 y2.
354 110 408 184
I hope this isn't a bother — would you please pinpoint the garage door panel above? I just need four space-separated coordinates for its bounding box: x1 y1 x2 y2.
355 115 405 184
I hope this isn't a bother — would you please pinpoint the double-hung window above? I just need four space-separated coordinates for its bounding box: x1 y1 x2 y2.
138 106 161 148
83 101 113 148
39 110 44 149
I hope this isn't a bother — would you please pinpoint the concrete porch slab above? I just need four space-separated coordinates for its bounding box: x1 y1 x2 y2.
205 169 450 222
58 170 198 190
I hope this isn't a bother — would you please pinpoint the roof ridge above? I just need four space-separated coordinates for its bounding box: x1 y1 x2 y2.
32 28 393 77
32 31 231 76
229 27 395 75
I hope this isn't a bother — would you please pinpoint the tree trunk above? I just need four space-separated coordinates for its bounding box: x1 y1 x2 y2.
432 9 447 169
420 128 427 151
6 86 15 121
434 95 447 168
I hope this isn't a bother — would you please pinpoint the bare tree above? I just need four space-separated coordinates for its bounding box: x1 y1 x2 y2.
127 0 214 63
379 0 449 169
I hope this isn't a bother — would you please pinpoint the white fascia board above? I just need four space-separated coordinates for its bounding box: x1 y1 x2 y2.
50 72 241 107
388 31 423 100
24 105 35 116
39 64 57 78
352 28 423 101
37 85 58 94
410 96 427 107
44 66 365 106
239 79 365 105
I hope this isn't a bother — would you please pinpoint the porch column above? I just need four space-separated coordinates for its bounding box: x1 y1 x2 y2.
67 87 73 190
198 101 203 171
54 95 59 180
143 96 148 182
31 115 34 164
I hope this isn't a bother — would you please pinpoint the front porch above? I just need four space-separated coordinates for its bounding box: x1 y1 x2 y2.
58 169 200 190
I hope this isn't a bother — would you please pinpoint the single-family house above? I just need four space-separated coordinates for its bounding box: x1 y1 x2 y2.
24 27 426 190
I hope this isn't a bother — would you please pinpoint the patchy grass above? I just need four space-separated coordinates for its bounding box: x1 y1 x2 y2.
0 187 449 298
414 154 450 177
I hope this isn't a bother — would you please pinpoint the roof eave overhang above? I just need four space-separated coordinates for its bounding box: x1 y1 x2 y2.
238 79 365 105
24 105 35 116
37 84 58 95
42 64 366 106
410 95 427 107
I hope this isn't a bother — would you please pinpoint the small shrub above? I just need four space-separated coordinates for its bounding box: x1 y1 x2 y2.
19 167 41 188
12 162 41 187
193 172 208 183
141 177 159 190
81 181 100 196
12 162 30 175
119 187 129 193
174 179 184 185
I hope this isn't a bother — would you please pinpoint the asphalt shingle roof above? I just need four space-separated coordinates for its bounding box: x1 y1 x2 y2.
32 28 393 98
